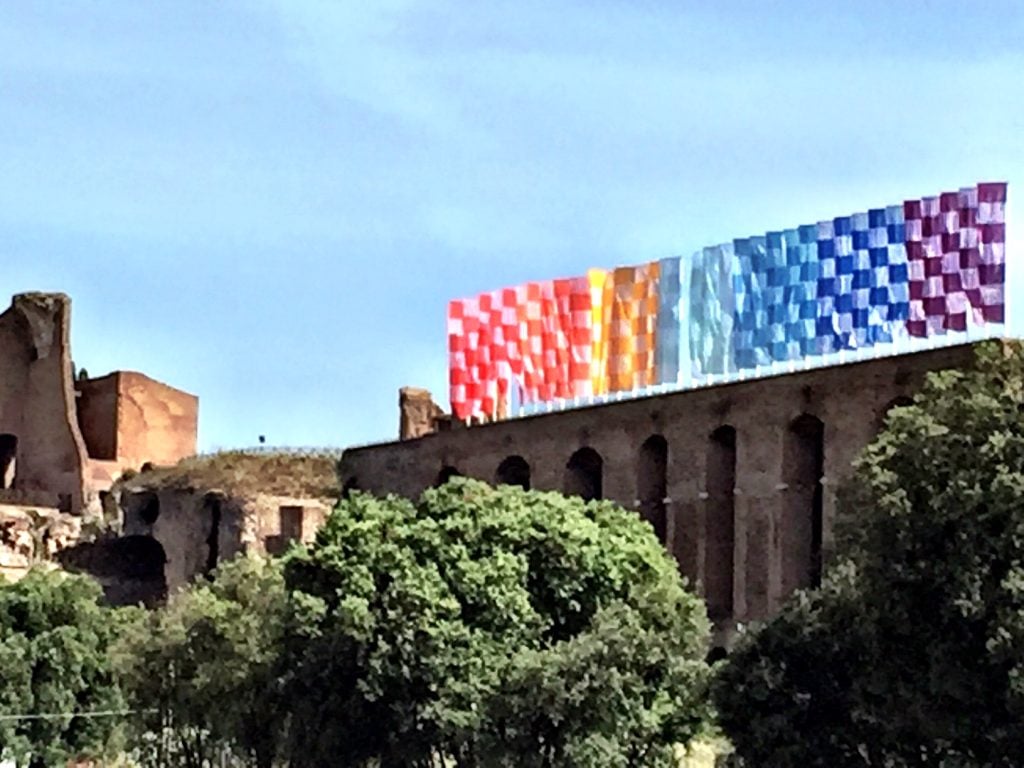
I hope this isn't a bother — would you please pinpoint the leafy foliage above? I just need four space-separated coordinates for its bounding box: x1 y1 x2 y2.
116 555 288 768
715 341 1024 766
282 478 712 767
0 569 137 767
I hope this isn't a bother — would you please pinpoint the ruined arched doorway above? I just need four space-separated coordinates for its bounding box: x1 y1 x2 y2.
706 425 736 621
783 414 824 592
495 455 531 490
564 448 603 502
0 434 17 490
637 435 667 543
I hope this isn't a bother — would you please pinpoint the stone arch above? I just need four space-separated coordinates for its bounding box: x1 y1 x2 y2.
783 414 824 593
706 425 736 621
564 447 603 502
495 455 531 490
637 435 667 543
0 433 16 490
435 465 461 487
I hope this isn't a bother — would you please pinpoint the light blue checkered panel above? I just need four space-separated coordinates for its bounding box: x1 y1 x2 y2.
733 236 772 369
689 243 737 376
816 208 911 352
782 224 822 358
656 255 682 384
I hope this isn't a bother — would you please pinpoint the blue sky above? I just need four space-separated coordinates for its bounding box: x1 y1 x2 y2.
2 1 1022 451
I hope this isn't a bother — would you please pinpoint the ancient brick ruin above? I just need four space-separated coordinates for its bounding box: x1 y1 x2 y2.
341 343 976 642
0 292 198 581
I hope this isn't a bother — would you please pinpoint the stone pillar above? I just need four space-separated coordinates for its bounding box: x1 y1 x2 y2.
734 417 783 623
399 387 445 440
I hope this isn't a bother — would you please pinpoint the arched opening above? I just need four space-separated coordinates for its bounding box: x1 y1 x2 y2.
57 534 168 607
783 414 824 593
127 491 160 527
706 426 736 621
435 466 461 487
203 494 222 576
637 435 668 543
564 447 603 502
495 455 531 490
0 434 17 490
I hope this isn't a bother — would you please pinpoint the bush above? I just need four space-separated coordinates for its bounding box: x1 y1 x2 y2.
282 478 713 767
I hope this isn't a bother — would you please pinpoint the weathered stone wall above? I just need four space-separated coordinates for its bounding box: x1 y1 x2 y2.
0 502 83 581
0 294 90 512
115 372 198 470
118 486 329 594
340 344 976 636
75 373 119 461
121 488 244 593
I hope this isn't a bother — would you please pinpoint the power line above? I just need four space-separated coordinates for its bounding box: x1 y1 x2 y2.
0 709 155 722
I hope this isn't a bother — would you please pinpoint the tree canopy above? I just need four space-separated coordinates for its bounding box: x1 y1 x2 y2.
281 479 712 767
714 341 1024 766
117 555 288 768
0 569 136 768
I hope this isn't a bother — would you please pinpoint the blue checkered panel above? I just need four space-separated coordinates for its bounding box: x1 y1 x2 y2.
732 226 822 369
733 236 770 369
816 207 910 351
781 224 821 358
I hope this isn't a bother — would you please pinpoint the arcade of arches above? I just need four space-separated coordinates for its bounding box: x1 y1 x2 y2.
340 344 975 637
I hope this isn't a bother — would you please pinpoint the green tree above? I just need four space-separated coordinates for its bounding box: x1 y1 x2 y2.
282 479 712 768
0 569 136 768
715 341 1024 766
116 555 288 768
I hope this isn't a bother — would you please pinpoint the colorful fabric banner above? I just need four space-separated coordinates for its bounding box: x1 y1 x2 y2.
689 243 737 377
447 181 1008 419
656 256 684 385
603 262 660 392
588 268 609 394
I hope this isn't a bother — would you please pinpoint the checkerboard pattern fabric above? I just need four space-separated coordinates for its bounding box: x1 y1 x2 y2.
689 243 737 377
904 183 1007 335
448 297 481 420
602 262 660 392
815 207 910 351
588 269 609 394
448 180 1008 418
656 256 684 385
554 277 595 399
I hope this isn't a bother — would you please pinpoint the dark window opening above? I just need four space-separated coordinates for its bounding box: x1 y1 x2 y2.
564 447 603 502
280 505 304 543
204 494 222 576
136 492 160 526
0 434 17 490
783 414 824 592
435 465 461 487
706 426 736 621
495 455 531 490
637 435 668 543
